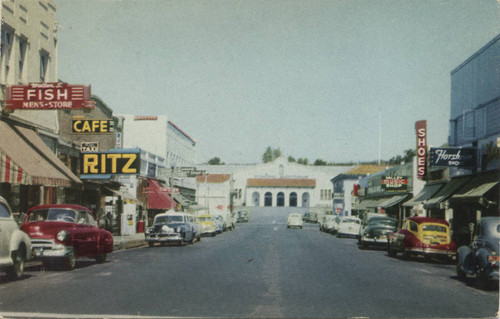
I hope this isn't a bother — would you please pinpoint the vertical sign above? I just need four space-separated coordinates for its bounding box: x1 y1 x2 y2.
415 120 427 179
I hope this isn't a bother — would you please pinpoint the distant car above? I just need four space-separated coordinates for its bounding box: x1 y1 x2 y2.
457 217 499 287
337 217 361 238
0 196 32 279
21 204 113 270
237 210 249 223
214 215 224 234
186 214 202 242
320 215 337 232
303 212 318 223
145 211 195 246
359 216 397 249
388 217 456 261
287 213 303 229
197 215 218 237
330 216 342 234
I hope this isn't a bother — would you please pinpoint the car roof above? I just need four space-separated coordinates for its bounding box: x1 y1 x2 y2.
27 204 91 213
406 217 449 226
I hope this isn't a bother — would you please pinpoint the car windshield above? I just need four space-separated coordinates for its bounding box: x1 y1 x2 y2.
368 217 396 227
27 208 77 223
422 224 447 232
198 216 213 222
155 215 184 224
238 211 247 216
290 214 300 218
342 218 360 224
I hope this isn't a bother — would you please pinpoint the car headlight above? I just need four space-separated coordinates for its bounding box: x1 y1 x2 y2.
175 227 181 232
162 225 169 232
57 230 70 242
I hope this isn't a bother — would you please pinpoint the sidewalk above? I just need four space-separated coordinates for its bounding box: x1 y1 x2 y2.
113 233 147 251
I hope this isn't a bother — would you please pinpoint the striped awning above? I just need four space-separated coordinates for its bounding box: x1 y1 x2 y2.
0 120 81 187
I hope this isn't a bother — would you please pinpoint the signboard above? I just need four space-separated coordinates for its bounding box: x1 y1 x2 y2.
143 186 179 194
4 83 95 110
415 120 427 179
80 149 140 177
381 176 409 191
81 142 99 153
429 147 477 168
73 117 114 134
116 132 122 149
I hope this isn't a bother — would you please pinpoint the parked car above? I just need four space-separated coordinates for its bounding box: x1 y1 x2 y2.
287 213 303 229
237 210 249 223
303 212 318 223
21 204 113 270
457 216 499 287
214 215 224 234
197 214 218 237
388 217 456 261
145 211 195 246
0 196 32 279
330 216 342 234
222 212 236 231
320 215 337 232
186 214 202 242
337 217 361 238
359 216 397 249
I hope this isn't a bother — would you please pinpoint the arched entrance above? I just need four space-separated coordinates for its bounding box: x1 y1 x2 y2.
264 192 273 207
302 192 310 208
277 192 285 207
252 192 260 206
289 192 297 207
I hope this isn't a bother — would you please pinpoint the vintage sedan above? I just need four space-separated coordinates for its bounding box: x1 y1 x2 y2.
303 212 318 223
145 211 195 246
388 217 456 261
359 216 397 249
237 210 249 223
337 217 361 238
287 213 303 229
214 215 224 234
197 214 218 237
457 216 499 287
0 196 32 279
21 204 113 270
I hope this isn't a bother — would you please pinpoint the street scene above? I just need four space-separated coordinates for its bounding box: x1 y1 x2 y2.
0 1 499 318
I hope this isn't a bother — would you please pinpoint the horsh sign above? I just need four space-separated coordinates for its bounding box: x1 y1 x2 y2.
80 149 140 176
429 147 477 168
381 176 409 191
415 120 427 179
4 82 95 110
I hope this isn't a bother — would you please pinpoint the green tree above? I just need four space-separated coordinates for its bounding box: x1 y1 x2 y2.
297 158 309 165
288 156 296 163
262 147 281 163
207 157 224 165
314 159 327 166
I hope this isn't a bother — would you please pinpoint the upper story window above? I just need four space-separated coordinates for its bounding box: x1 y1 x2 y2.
1 27 14 82
18 38 27 81
40 50 49 82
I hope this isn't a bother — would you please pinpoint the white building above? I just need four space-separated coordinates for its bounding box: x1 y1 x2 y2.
198 157 355 210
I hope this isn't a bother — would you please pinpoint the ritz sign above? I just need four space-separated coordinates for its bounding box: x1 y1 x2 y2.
4 83 95 110
80 149 140 177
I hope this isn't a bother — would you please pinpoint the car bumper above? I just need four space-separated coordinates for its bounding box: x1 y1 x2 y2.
146 233 183 243
361 237 389 245
406 247 456 257
32 242 73 258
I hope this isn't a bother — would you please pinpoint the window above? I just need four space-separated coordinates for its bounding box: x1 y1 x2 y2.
1 27 14 82
410 222 418 232
0 204 10 218
40 50 49 81
18 38 27 80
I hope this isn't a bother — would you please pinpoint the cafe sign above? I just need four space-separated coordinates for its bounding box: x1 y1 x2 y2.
381 176 409 191
72 116 114 134
4 83 95 110
429 147 477 168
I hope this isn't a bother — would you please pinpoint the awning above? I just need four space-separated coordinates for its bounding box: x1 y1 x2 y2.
424 176 472 209
146 179 176 210
0 120 81 187
105 187 143 206
403 183 445 207
354 197 387 210
172 193 194 208
380 194 409 209
450 172 499 206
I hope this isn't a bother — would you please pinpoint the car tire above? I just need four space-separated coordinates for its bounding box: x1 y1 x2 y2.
6 248 25 280
64 249 77 271
402 248 411 261
95 254 107 264
148 242 155 248
387 244 397 258
456 254 466 281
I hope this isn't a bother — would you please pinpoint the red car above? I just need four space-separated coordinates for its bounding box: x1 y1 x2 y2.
388 217 456 262
21 204 113 270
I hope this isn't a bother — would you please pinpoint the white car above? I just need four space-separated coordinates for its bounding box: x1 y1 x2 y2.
0 196 32 279
337 217 361 238
320 215 338 233
287 213 303 229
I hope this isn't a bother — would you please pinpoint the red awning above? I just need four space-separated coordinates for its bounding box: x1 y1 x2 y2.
146 179 176 210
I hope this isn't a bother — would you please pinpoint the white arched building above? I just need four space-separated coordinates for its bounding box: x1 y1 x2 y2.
197 157 355 210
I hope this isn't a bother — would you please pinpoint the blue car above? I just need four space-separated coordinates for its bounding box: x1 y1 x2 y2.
145 212 195 246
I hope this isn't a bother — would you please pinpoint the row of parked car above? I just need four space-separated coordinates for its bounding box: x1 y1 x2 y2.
1 194 252 279
308 210 498 288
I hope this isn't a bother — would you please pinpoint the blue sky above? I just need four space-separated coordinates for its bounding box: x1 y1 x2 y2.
55 0 500 164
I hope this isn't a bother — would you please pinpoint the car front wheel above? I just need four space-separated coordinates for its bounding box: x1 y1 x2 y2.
6 248 25 280
64 250 77 270
95 254 107 264
456 254 466 281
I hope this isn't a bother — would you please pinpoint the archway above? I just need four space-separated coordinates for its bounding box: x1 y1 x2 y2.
252 192 260 207
289 192 297 207
264 192 273 207
302 192 310 208
277 192 285 207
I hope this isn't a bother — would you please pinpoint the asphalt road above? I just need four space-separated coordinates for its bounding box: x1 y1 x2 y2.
0 207 498 318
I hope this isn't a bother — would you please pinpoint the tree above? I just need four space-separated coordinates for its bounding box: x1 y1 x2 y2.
207 157 224 165
288 156 296 163
297 158 309 165
314 159 327 166
262 147 281 163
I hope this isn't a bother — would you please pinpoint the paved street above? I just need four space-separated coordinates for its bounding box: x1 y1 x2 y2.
0 207 498 318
